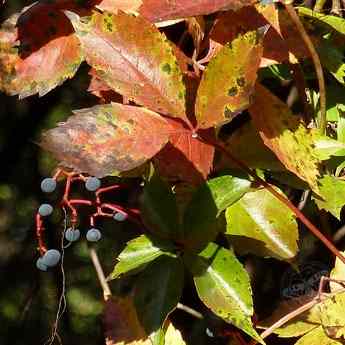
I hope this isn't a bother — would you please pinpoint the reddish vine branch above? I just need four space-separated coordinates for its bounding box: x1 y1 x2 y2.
199 134 345 265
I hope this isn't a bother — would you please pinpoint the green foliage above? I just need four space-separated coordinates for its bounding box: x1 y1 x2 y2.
1 1 345 345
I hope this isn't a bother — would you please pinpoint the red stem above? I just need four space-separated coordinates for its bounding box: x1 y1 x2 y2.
199 134 345 265
36 214 47 255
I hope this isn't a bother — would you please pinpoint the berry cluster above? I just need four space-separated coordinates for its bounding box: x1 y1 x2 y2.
35 169 141 271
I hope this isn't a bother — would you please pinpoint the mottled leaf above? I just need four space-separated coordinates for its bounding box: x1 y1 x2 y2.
226 187 299 260
134 256 184 341
206 4 309 68
68 11 187 119
183 175 252 252
249 84 321 193
313 175 345 220
154 118 215 185
195 30 263 128
330 251 345 292
41 103 171 177
140 175 182 241
295 326 343 345
184 243 264 344
109 235 175 280
97 0 256 22
0 2 83 98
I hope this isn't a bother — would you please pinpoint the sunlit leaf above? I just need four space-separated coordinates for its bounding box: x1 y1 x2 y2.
68 10 187 120
183 175 252 252
295 325 342 345
184 243 264 344
249 84 321 193
134 256 184 342
41 103 171 177
298 7 345 35
313 136 345 160
154 118 215 185
109 235 175 280
313 175 345 220
97 0 256 22
226 187 299 260
195 30 263 128
164 322 186 345
0 2 83 98
140 175 182 241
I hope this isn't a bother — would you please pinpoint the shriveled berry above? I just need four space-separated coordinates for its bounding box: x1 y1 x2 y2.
86 228 102 242
38 203 53 217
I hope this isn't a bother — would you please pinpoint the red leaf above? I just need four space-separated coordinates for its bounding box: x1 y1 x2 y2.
41 103 172 177
68 10 187 120
154 118 215 185
96 0 256 22
205 4 309 67
0 1 84 98
88 68 123 103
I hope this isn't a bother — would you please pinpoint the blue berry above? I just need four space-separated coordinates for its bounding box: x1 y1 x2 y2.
38 203 53 217
85 177 101 191
36 257 48 271
65 228 80 242
86 228 102 242
40 178 57 193
113 212 128 222
42 249 61 267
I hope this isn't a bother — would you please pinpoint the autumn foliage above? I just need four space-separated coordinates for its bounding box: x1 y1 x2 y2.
1 0 345 344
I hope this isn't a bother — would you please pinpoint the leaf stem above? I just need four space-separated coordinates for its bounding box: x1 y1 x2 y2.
284 3 327 134
198 133 345 265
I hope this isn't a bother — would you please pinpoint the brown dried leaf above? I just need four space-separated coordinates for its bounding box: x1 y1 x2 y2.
68 10 187 120
41 103 172 177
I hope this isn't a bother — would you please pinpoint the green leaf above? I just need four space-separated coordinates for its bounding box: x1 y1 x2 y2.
184 243 264 344
298 7 345 35
313 175 345 220
226 187 299 260
295 326 343 345
68 10 187 120
317 40 345 85
109 235 175 280
134 256 184 341
140 175 181 241
183 175 252 252
195 30 263 128
313 135 345 160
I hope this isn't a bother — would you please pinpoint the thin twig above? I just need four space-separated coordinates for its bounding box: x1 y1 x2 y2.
314 0 327 11
88 247 112 301
177 303 203 319
198 133 345 265
331 0 342 15
298 190 310 210
284 3 327 134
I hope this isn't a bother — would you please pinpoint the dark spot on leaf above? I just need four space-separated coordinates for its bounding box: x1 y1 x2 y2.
224 107 233 119
227 87 238 97
162 63 171 74
178 91 184 100
48 26 57 36
48 11 57 18
236 77 245 87
127 119 134 125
